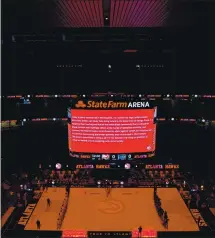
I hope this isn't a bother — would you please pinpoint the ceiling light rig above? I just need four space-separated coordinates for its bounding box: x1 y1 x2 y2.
104 15 109 27
56 65 82 68
191 94 199 99
4 94 215 100
136 65 164 68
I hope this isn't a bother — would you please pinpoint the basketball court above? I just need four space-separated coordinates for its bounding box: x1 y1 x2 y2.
25 187 199 232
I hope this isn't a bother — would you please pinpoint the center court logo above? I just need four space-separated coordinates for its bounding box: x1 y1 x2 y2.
75 100 87 108
98 199 124 214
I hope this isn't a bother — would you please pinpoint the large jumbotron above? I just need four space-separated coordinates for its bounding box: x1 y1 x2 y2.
68 96 157 159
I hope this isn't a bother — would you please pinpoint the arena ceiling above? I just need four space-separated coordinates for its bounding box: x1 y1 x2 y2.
2 0 214 32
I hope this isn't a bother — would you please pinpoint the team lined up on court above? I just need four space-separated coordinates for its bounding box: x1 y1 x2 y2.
154 185 169 229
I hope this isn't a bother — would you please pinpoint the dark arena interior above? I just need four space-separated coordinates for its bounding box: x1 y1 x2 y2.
1 0 215 238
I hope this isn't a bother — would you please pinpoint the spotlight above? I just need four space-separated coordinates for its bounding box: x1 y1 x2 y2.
201 185 204 190
120 181 124 185
125 163 131 169
83 94 86 97
53 118 56 121
52 180 55 185
194 94 198 98
56 163 62 169
23 118 26 122
136 65 140 70
111 95 113 97
118 165 120 168
139 94 141 97
202 119 205 123
55 95 58 98
27 95 30 98
105 17 108 20
108 65 111 69
97 181 101 185
66 165 68 168
167 94 170 98
171 118 174 121
49 165 51 168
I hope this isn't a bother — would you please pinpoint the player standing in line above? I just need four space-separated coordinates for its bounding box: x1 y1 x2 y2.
47 198 51 207
36 219 41 229
138 226 142 238
104 180 108 192
108 187 111 197
106 187 109 197
104 180 108 197
106 180 112 197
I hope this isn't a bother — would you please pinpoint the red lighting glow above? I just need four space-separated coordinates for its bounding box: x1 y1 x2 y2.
110 0 168 27
55 0 104 27
124 49 137 53
132 229 157 238
62 230 87 238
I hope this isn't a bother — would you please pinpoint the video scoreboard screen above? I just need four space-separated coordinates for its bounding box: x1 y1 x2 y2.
68 98 157 160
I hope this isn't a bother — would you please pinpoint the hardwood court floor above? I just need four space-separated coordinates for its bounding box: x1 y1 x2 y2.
25 187 199 232
25 187 66 230
157 188 199 231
